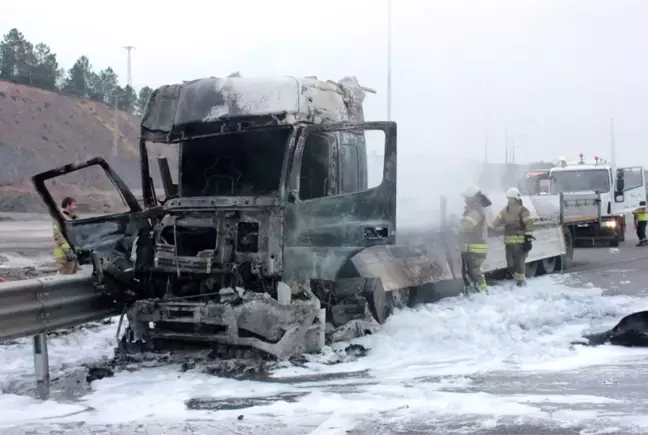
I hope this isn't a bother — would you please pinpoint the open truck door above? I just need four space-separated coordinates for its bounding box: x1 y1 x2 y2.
31 158 155 298
615 166 646 210
282 122 396 285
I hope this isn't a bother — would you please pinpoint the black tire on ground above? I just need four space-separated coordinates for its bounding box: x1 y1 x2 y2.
609 229 621 247
556 227 574 271
363 277 390 325
537 256 557 275
525 261 538 278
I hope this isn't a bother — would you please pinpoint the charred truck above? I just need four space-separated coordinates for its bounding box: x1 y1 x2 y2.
33 76 397 360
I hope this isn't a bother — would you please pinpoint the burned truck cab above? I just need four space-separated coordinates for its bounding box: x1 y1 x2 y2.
33 75 397 360
148 126 290 293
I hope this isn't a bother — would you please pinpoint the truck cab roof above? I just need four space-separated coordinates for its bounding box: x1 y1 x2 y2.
550 163 611 172
141 75 375 143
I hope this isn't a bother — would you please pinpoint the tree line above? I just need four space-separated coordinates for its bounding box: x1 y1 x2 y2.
0 28 153 115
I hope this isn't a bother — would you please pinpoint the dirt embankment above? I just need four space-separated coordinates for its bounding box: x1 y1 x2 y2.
0 81 173 213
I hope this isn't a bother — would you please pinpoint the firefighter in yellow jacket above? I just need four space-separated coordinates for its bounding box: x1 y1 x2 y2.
490 187 534 287
633 200 648 246
458 186 491 292
53 196 80 275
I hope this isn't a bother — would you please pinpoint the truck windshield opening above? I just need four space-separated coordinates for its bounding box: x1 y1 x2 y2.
180 128 289 197
551 169 610 193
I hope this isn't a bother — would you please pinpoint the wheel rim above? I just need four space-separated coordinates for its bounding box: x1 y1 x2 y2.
541 257 556 274
390 288 410 309
525 261 538 278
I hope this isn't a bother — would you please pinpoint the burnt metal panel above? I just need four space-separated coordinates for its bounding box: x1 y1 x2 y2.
31 157 153 259
282 122 397 282
139 76 372 143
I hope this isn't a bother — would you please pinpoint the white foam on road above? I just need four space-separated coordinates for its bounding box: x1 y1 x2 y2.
2 274 648 432
0 322 118 392
275 274 648 379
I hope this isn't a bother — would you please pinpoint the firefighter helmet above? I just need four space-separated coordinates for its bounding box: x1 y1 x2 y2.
506 187 521 199
461 185 480 198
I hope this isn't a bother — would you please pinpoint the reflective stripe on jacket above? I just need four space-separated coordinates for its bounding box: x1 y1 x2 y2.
491 201 533 244
459 204 488 254
53 210 76 262
634 207 648 222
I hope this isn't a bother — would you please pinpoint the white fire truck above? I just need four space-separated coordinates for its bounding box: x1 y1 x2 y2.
545 153 646 246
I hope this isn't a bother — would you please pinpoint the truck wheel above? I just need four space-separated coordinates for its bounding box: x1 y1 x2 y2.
609 231 621 247
525 261 538 278
556 227 574 271
363 278 390 325
538 256 557 275
388 288 412 310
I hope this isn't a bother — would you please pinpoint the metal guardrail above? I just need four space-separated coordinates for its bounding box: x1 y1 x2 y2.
0 271 118 341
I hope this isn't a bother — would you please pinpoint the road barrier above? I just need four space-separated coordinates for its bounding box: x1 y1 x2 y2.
0 271 117 342
0 271 118 384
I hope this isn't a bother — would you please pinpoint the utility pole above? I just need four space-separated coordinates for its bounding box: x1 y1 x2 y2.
386 0 392 121
484 126 489 163
504 124 509 164
122 46 135 88
483 82 491 164
610 117 616 167
113 94 120 157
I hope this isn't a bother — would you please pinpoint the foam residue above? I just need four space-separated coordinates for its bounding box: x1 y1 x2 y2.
274 275 648 380
1 275 648 432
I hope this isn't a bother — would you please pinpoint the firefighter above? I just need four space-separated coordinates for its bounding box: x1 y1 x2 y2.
633 200 648 246
458 185 491 292
53 196 80 275
490 187 534 287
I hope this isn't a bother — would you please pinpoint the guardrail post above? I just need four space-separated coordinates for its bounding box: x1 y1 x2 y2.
33 333 50 384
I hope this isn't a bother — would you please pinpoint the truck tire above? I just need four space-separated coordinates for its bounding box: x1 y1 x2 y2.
525 261 538 278
610 220 622 246
364 279 413 324
556 227 574 271
388 288 413 310
363 278 390 325
538 256 557 275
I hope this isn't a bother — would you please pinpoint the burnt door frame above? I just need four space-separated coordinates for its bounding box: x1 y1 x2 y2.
32 157 151 261
282 121 397 283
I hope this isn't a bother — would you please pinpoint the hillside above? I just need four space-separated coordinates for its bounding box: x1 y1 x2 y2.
0 81 172 213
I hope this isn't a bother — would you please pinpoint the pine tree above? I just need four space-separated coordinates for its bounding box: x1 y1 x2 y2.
32 43 59 91
1 27 154 115
136 86 153 115
62 55 93 98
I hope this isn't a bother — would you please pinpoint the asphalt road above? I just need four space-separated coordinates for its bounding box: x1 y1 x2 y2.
2 220 648 434
568 229 648 297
